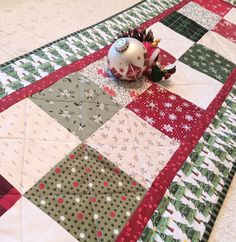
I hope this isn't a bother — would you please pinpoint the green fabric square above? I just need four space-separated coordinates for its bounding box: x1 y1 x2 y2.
30 73 121 141
24 144 146 241
161 11 208 42
179 44 235 83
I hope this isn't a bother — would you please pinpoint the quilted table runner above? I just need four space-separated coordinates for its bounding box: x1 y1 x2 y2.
0 0 236 241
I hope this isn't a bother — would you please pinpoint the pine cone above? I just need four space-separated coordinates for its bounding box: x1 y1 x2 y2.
117 27 154 43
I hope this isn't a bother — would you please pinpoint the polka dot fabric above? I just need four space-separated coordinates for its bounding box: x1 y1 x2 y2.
24 144 146 241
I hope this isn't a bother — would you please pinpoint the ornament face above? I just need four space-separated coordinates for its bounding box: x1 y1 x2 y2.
107 37 148 81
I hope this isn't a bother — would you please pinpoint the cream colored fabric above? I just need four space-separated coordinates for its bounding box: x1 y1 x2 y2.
0 98 81 193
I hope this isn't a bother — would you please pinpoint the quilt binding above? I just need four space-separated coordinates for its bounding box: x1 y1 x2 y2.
201 160 236 242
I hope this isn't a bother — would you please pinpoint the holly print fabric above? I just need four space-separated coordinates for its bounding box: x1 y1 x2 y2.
25 144 146 241
127 84 204 142
139 86 236 242
179 44 235 83
30 72 121 141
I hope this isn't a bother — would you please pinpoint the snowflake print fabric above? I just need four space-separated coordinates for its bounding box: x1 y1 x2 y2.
127 84 204 142
139 86 236 242
86 108 180 188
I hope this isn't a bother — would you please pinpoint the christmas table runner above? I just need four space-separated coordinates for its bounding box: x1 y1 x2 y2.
0 0 236 241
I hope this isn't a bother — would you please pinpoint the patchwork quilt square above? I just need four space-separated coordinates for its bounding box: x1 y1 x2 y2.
0 197 79 242
147 22 194 59
212 18 236 44
159 61 223 109
223 7 236 24
127 84 204 142
198 31 236 65
159 48 176 66
30 72 121 141
0 98 80 193
160 11 208 42
0 176 21 217
179 43 235 83
80 57 152 106
24 144 146 241
192 0 232 17
86 108 180 188
178 2 221 30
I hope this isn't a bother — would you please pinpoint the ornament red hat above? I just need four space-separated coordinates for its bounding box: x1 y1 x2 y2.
143 39 161 67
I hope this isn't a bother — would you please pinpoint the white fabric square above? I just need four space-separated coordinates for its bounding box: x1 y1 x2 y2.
159 61 223 109
178 2 221 30
86 108 179 189
198 31 236 64
0 198 78 242
223 7 236 25
0 99 81 193
148 22 194 59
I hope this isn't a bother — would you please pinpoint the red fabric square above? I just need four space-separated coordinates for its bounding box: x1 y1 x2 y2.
212 18 236 44
127 84 204 142
192 0 232 17
0 175 21 217
160 48 176 67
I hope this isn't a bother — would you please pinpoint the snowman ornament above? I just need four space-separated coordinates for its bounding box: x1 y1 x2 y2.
107 28 176 82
